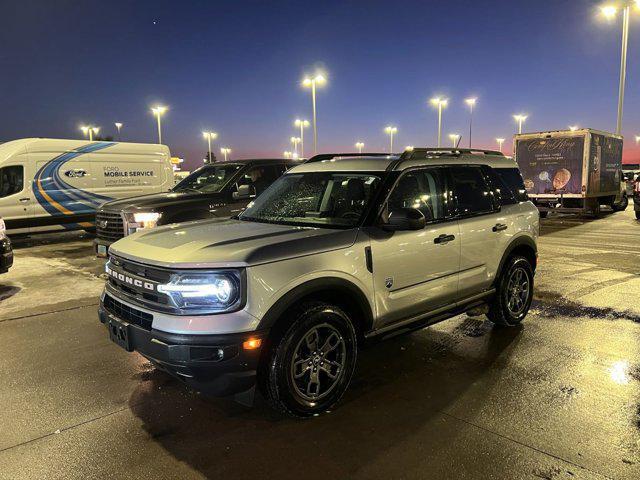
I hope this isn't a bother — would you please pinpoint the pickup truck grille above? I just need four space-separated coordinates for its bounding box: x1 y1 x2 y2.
96 210 125 242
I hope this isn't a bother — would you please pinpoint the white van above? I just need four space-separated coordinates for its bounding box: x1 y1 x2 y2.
0 138 173 234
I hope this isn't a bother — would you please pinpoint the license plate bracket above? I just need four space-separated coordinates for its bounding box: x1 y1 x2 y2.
108 318 133 351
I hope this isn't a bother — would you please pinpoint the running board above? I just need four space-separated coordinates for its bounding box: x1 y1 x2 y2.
365 289 496 339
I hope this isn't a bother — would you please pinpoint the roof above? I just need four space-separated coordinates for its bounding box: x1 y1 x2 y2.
514 128 622 140
210 158 300 166
289 149 517 174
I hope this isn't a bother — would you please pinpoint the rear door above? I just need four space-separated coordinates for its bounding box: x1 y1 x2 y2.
369 166 461 328
448 165 503 299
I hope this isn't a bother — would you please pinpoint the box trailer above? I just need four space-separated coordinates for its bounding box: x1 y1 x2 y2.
514 129 626 216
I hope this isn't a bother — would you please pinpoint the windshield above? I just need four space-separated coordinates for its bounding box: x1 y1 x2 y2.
173 164 242 193
239 172 382 228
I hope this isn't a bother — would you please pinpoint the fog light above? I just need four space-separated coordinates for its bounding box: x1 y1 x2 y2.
243 338 262 350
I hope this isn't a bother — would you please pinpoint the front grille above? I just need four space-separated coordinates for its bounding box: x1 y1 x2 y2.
103 294 153 330
96 210 125 242
111 255 172 283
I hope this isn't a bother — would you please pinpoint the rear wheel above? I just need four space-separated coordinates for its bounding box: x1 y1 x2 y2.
487 256 534 327
635 210 640 220
262 302 357 417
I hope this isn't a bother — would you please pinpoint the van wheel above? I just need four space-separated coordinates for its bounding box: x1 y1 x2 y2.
487 256 534 327
262 302 357 418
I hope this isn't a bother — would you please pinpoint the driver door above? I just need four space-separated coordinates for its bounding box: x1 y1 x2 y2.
368 167 460 328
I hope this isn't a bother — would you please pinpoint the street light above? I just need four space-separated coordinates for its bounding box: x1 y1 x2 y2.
513 114 528 134
151 105 167 144
80 126 90 139
600 2 635 134
449 134 460 148
91 127 100 140
496 138 506 153
465 97 477 148
384 126 397 153
202 131 217 164
405 145 414 151
635 135 640 144
302 73 326 155
220 147 231 161
569 125 579 131
114 122 123 140
290 136 301 158
429 97 448 147
294 119 310 158
355 141 364 154
283 151 292 159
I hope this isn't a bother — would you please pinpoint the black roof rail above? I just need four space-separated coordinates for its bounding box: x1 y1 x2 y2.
399 147 504 161
304 152 391 164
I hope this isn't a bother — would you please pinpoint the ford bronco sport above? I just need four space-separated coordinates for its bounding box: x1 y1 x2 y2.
99 148 539 417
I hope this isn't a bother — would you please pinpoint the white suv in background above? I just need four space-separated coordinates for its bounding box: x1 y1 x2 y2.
99 148 539 417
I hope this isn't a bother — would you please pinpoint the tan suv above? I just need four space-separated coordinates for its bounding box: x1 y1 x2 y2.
99 148 539 417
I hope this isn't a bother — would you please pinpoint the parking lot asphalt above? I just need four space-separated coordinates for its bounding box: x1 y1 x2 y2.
1 210 639 479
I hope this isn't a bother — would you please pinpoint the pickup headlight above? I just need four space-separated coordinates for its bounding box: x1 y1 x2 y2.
133 212 162 229
158 271 242 312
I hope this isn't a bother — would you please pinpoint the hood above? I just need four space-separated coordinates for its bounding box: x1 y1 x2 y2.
101 191 223 212
109 218 358 268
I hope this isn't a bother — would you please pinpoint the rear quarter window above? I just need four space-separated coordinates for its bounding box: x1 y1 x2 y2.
495 168 529 202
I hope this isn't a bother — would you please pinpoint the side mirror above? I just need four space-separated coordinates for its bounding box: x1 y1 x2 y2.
383 208 426 231
232 184 256 200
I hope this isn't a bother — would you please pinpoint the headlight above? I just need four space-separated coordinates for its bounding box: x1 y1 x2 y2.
130 212 162 231
158 271 241 312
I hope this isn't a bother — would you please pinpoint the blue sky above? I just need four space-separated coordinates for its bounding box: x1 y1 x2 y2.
1 0 639 168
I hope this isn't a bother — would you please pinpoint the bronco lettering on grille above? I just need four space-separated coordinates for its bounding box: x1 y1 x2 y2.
106 265 155 291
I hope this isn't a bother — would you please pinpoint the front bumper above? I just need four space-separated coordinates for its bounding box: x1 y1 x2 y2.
0 235 13 273
98 303 266 397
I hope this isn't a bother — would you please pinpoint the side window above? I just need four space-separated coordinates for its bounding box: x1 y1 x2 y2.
449 166 495 215
0 166 24 198
494 167 528 202
238 165 282 195
387 168 448 222
484 167 517 206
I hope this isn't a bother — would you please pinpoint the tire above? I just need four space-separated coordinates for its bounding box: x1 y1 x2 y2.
262 302 357 417
635 210 640 220
538 210 548 219
614 194 628 212
487 256 534 327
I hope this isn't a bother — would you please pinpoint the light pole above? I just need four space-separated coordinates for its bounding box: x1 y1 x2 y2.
290 136 301 158
635 135 640 144
91 127 100 140
496 138 505 153
449 134 460 148
284 151 292 159
202 131 217 164
151 106 167 144
429 97 448 147
405 146 414 151
513 114 528 134
220 147 231 161
385 126 397 153
302 74 326 155
569 125 579 131
114 122 123 140
355 141 364 154
601 4 631 134
80 126 90 140
465 97 477 148
294 119 310 158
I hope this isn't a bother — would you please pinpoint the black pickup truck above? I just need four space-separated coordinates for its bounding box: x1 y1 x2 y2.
94 158 297 256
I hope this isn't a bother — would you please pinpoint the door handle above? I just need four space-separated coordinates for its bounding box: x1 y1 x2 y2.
434 234 455 244
19 197 30 203
492 223 508 232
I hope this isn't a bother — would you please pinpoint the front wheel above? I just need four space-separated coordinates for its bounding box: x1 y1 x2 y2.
635 210 640 220
487 256 534 327
262 302 357 417
612 194 628 212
